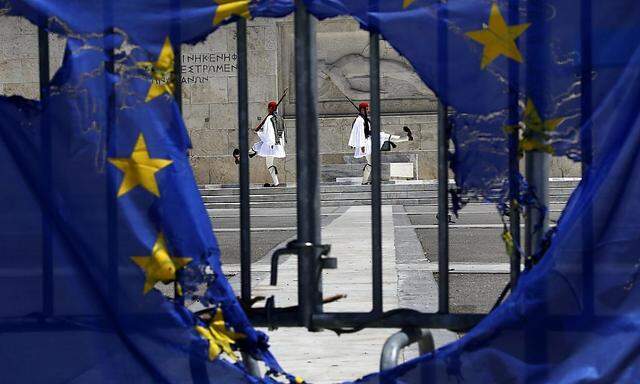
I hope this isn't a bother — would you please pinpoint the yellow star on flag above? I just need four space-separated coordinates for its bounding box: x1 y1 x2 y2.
108 133 173 197
137 37 175 102
465 3 531 69
519 98 565 154
131 233 192 294
403 0 415 9
213 0 251 26
195 308 246 361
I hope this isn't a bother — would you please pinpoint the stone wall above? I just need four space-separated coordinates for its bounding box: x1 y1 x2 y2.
0 16 66 100
0 14 581 185
185 18 281 185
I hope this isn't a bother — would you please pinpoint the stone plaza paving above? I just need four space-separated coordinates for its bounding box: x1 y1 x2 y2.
198 179 576 382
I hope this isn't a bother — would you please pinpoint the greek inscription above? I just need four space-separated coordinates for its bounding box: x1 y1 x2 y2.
180 52 237 83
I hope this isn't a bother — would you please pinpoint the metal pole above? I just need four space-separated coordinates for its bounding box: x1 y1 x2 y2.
172 0 183 304
380 328 435 370
174 46 182 113
580 0 594 317
437 102 449 314
104 20 118 309
507 0 521 287
369 31 383 314
580 0 593 174
522 0 549 262
436 1 449 314
237 18 252 305
524 152 549 257
38 26 53 317
294 0 322 329
170 0 183 113
241 352 261 378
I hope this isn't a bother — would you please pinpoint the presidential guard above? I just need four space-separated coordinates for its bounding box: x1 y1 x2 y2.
233 101 286 187
348 102 413 185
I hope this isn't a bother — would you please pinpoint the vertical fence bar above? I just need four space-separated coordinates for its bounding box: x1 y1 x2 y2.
524 153 549 257
174 45 182 113
38 27 53 317
436 1 449 314
369 31 383 314
172 1 183 304
237 18 252 304
580 0 592 173
294 0 322 329
104 21 119 309
436 103 449 314
523 0 549 263
580 0 594 317
507 0 522 286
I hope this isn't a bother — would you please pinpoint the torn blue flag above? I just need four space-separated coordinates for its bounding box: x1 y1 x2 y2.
0 32 289 384
355 40 640 383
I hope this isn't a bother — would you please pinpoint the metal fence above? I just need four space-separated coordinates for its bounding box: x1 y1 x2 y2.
27 0 566 368
231 0 513 334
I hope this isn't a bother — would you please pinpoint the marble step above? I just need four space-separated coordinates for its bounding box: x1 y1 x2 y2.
321 163 391 182
201 191 442 203
342 152 418 164
199 182 436 196
200 188 575 204
203 198 440 209
198 181 580 197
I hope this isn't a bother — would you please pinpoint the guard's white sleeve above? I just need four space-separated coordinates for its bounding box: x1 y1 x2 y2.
258 116 276 146
349 116 366 148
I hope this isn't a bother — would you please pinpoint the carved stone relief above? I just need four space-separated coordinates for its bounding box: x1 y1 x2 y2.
278 17 437 117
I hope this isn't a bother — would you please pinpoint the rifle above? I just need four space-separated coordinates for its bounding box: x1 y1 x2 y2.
254 88 289 132
344 94 362 114
344 94 371 138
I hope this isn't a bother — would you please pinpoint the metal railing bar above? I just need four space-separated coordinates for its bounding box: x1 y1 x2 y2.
241 352 261 378
524 155 549 258
170 0 183 113
172 3 183 304
380 328 434 371
6 311 627 333
523 0 549 262
245 310 483 330
294 0 322 329
437 102 449 314
580 0 593 173
580 0 594 317
369 31 383 315
436 1 449 314
237 18 252 305
38 26 53 317
174 44 182 113
507 0 522 287
103 19 119 310
314 312 484 331
37 29 49 99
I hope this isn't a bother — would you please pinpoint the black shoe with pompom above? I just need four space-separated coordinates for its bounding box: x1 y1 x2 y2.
403 126 414 141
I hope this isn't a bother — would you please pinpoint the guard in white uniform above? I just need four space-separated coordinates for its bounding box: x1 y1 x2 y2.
233 101 286 187
348 102 413 185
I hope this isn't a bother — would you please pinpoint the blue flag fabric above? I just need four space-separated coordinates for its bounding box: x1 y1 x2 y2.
0 10 296 384
354 42 640 383
301 0 640 382
1 0 294 53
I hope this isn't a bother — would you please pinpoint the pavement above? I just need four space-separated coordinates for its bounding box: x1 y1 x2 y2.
201 181 574 382
252 206 398 383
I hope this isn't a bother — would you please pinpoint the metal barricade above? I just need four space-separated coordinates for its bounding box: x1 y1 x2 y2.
28 0 564 372
233 0 517 334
